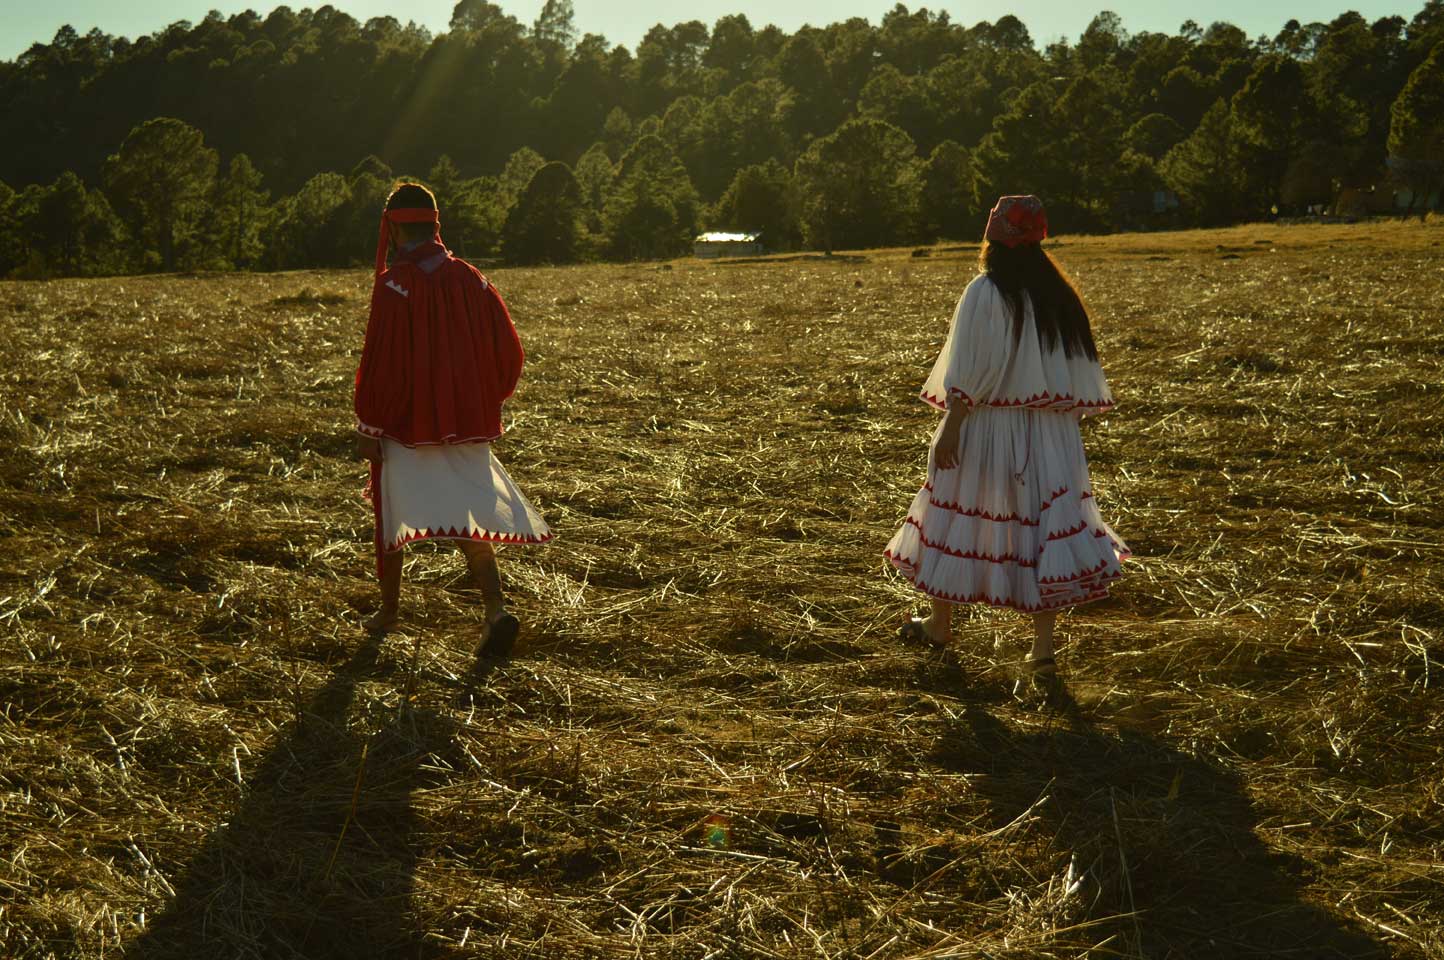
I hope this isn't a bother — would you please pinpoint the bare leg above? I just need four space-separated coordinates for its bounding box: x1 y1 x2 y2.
1030 610 1057 663
364 550 402 631
457 539 505 623
459 539 521 658
922 598 953 645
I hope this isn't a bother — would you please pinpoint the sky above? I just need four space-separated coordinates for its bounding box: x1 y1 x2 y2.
1 0 1424 61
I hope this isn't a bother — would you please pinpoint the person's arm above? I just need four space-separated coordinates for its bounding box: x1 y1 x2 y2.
354 276 404 458
484 281 524 401
933 398 969 470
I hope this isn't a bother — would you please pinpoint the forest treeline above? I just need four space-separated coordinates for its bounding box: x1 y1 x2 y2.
2 0 1442 276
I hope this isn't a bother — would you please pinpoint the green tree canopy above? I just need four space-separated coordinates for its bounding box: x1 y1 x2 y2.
4 2 1442 276
1389 42 1444 208
445 176 508 259
604 135 700 260
1161 99 1249 224
268 171 350 268
102 117 218 270
973 82 1100 228
23 171 123 275
1125 113 1187 160
0 181 23 275
502 161 585 264
710 158 801 250
574 142 617 234
497 147 548 215
920 140 976 241
211 154 268 269
794 117 920 252
1231 54 1320 208
427 155 461 205
532 0 577 48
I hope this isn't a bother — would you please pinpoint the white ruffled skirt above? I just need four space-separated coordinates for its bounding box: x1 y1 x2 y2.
885 407 1127 612
378 440 552 553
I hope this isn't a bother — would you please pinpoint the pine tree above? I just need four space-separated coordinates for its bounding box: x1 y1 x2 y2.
603 135 700 260
533 0 577 48
1231 55 1319 210
212 154 268 269
267 172 350 268
102 118 218 271
1125 114 1187 160
574 143 616 234
1388 42 1444 211
711 159 800 250
497 147 547 216
429 155 460 199
971 83 1072 222
794 118 921 253
919 141 974 241
447 177 508 259
25 172 123 275
502 161 585 264
1161 100 1248 225
0 181 24 276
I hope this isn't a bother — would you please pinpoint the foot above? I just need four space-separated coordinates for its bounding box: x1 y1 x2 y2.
1015 654 1062 700
478 610 520 660
899 616 951 646
363 606 399 633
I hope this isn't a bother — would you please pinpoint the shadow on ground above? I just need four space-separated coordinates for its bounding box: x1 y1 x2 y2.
930 688 1386 959
128 633 467 959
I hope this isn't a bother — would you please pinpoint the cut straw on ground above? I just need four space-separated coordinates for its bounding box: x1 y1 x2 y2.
1 220 1441 958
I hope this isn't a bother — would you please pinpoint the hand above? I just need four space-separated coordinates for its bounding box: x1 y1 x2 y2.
933 425 961 471
357 435 383 463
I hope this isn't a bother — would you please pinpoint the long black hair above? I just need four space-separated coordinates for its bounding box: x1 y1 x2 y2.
980 240 1099 360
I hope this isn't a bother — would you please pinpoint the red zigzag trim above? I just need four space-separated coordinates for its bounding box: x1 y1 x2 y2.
885 547 1115 612
922 482 1082 524
922 386 1114 413
901 516 1036 567
1038 555 1116 586
385 526 555 553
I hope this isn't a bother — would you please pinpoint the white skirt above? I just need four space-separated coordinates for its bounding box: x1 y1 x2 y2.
378 440 552 553
885 408 1128 612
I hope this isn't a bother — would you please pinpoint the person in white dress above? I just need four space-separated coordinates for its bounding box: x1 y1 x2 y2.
885 195 1128 680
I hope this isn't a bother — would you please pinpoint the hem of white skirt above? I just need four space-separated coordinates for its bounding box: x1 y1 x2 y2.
920 386 1115 414
886 547 1121 612
384 526 554 553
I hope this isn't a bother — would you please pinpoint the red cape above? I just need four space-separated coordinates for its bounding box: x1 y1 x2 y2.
354 240 523 446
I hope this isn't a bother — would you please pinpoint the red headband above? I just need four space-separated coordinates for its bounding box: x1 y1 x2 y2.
985 195 1047 247
375 207 440 276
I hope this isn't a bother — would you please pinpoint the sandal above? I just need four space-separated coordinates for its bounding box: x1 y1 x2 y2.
478 612 520 660
1024 655 1057 676
898 617 929 643
1016 655 1062 700
899 617 950 647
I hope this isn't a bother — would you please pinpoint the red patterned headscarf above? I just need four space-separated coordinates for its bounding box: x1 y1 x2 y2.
374 207 441 276
984 195 1048 247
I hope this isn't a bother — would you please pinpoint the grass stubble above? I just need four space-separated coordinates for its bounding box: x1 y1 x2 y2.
0 221 1440 958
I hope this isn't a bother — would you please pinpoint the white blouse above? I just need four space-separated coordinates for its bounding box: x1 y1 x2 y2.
921 274 1113 414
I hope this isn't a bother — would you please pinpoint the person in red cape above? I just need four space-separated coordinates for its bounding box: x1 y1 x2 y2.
355 182 552 656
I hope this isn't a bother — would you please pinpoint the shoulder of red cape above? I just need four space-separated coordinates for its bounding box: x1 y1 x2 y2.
376 259 492 301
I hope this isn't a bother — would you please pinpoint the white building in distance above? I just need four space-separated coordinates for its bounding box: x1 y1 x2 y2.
693 232 763 258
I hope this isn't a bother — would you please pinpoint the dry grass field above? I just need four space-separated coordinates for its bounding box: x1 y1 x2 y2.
1 221 1442 959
